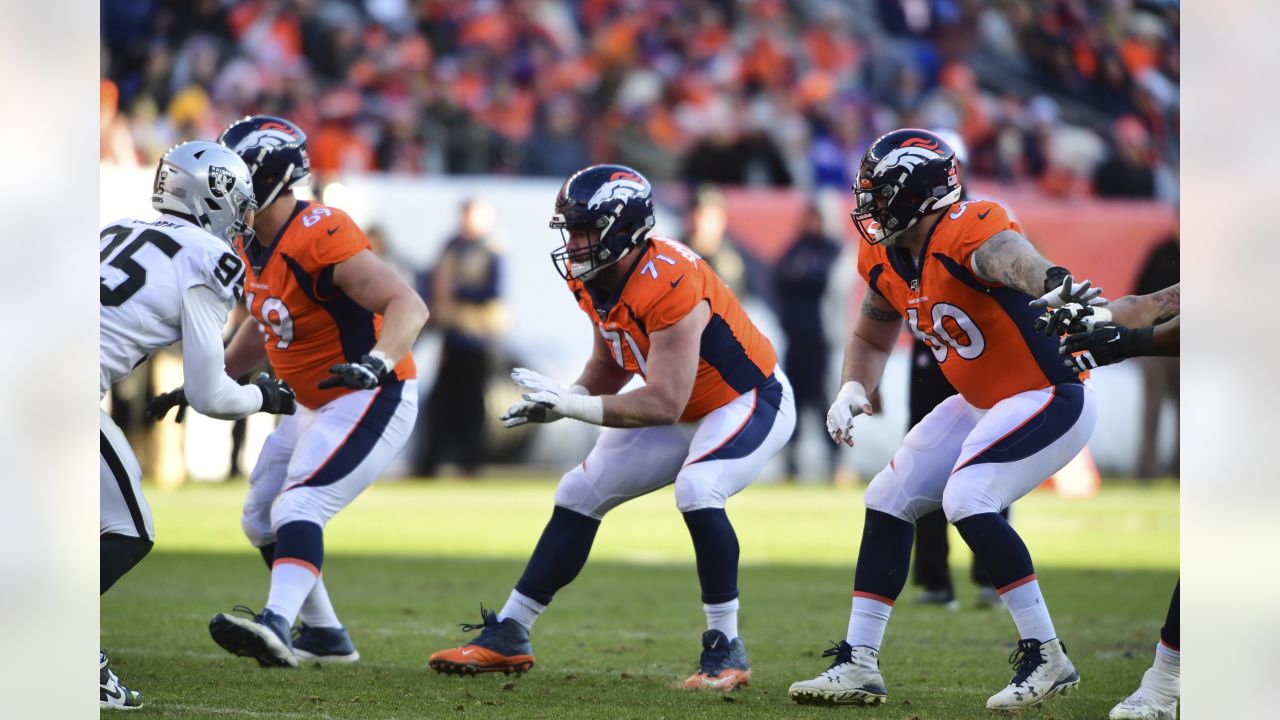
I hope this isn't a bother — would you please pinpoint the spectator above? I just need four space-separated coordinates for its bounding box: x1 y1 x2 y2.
1094 115 1156 198
1132 224 1179 479
417 199 506 478
773 204 842 480
683 187 747 299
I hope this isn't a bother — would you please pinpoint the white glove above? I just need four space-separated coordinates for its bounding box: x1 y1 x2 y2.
500 368 603 427
1029 274 1108 310
826 381 873 447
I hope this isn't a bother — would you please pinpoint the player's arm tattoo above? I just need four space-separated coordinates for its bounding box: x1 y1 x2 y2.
860 290 901 322
971 230 1052 296
1150 283 1180 323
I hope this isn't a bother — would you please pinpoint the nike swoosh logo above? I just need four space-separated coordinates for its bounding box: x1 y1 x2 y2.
977 209 991 220
102 686 122 700
461 649 475 656
327 225 342 235
670 275 685 288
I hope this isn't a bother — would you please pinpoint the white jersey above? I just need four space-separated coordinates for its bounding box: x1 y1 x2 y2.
99 215 245 396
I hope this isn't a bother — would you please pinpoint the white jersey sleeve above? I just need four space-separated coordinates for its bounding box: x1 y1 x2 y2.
179 285 263 419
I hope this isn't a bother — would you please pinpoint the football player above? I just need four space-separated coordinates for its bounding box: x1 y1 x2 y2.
1039 285 1180 720
101 141 297 708
788 129 1105 711
150 116 428 667
426 165 796 690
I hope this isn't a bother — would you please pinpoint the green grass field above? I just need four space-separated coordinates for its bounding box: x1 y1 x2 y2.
103 478 1178 719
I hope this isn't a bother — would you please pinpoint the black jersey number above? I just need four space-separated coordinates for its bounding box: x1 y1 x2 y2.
100 226 182 307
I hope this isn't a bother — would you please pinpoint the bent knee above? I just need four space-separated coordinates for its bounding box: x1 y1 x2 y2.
942 485 1001 523
674 473 728 513
553 465 609 519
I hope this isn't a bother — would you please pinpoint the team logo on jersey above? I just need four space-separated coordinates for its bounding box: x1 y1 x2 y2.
207 165 237 198
587 175 648 210
872 147 941 179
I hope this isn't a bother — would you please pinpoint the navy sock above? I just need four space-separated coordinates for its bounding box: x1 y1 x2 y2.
274 520 324 572
514 506 601 605
853 509 915 601
682 508 740 604
101 533 154 595
258 542 277 570
953 512 1034 590
1161 580 1179 649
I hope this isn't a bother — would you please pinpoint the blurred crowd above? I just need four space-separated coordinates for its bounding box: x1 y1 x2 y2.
101 0 1179 201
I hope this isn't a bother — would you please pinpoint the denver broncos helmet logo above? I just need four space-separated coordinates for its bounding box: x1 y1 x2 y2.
228 127 301 154
872 146 943 180
587 174 649 210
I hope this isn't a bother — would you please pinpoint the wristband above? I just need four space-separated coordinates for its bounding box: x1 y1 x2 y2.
1123 325 1157 358
560 392 605 425
569 384 590 395
368 349 394 373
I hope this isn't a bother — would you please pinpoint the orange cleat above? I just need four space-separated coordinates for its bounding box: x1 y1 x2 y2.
683 630 752 691
428 607 536 676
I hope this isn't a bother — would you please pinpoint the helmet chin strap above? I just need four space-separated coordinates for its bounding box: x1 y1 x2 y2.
574 244 632 282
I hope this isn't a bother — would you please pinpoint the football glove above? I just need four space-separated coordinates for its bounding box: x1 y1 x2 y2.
826 381 873 447
1030 269 1107 310
252 373 297 415
1060 323 1156 372
146 387 188 423
501 368 602 427
1034 303 1113 337
318 353 390 390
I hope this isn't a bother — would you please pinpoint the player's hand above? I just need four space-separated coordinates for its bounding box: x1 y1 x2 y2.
501 368 570 428
826 381 873 447
1034 303 1113 337
146 387 188 423
318 353 390 390
1030 274 1107 310
252 373 297 415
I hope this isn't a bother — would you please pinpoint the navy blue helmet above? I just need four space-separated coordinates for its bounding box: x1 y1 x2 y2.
218 115 311 210
852 128 962 245
549 164 656 281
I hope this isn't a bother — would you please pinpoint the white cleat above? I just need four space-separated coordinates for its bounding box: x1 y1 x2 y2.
789 641 888 706
1109 668 1179 720
986 638 1079 711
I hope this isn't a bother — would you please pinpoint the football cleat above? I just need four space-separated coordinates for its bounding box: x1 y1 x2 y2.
100 651 143 710
975 585 1001 609
788 641 888 706
292 623 360 665
1109 667 1179 720
428 606 535 676
209 605 298 668
683 629 751 690
913 588 959 610
986 638 1079 711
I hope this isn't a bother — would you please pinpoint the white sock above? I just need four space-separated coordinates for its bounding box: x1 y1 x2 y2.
298 575 341 629
1151 641 1180 683
846 594 893 650
264 562 319 626
999 577 1057 642
704 598 739 640
497 589 545 633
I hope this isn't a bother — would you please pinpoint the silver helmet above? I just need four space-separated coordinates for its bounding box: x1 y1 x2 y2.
151 141 257 245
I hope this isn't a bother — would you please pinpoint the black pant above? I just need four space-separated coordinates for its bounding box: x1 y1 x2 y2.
907 339 1007 592
782 339 837 477
418 337 490 476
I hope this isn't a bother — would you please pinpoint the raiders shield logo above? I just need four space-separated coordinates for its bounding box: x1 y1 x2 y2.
207 165 236 198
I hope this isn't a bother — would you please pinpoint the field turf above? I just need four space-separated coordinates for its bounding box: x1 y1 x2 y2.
102 478 1178 719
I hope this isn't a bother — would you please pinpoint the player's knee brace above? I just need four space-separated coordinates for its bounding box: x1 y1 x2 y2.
674 470 728 513
553 465 609 519
100 532 154 595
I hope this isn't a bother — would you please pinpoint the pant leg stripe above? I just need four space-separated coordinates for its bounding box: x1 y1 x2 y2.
100 431 147 539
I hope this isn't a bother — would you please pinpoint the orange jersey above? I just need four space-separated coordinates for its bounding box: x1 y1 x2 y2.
857 200 1082 409
239 201 416 409
568 236 777 423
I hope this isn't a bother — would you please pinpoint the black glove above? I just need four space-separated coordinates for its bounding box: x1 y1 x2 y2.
146 387 188 423
1060 323 1155 372
1034 304 1106 337
253 372 298 415
317 353 390 390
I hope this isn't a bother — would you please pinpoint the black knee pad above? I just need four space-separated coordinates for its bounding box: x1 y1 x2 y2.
101 533 154 595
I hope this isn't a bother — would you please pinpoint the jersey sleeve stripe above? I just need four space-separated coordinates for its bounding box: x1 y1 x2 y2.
698 313 768 394
935 254 1081 386
954 383 1085 469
